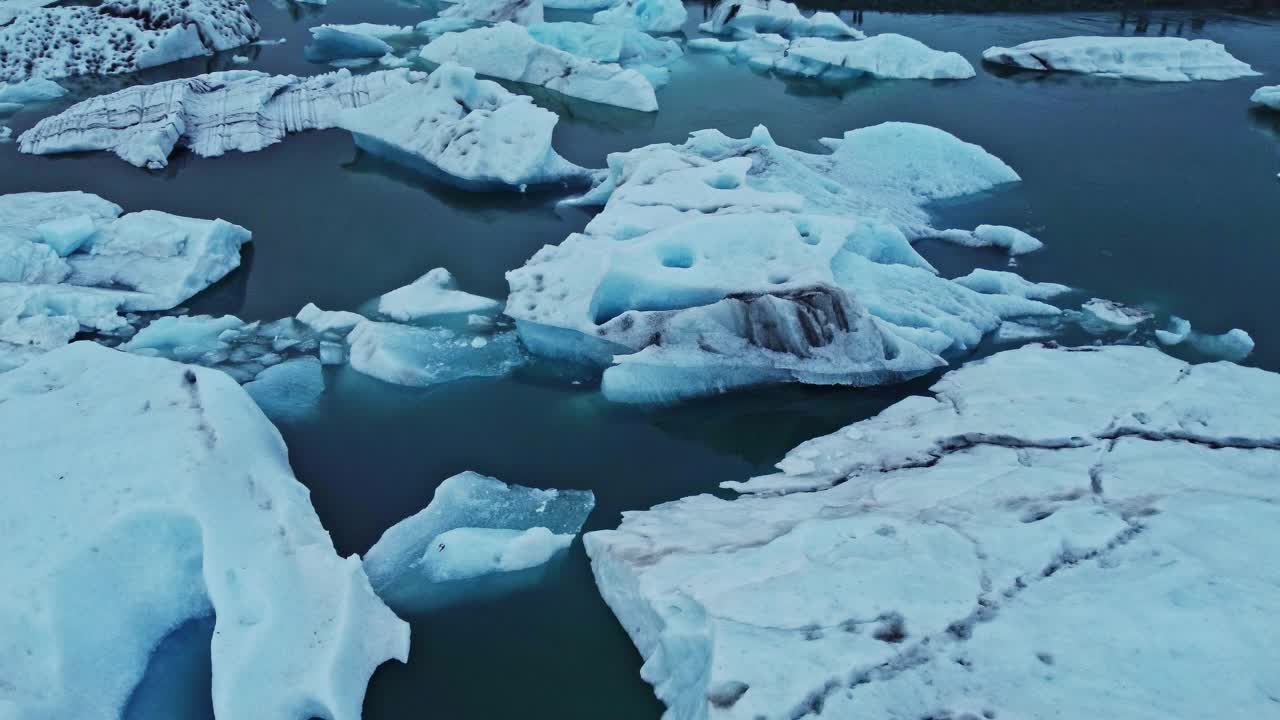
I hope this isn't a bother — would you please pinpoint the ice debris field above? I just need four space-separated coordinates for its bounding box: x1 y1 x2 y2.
0 0 1276 718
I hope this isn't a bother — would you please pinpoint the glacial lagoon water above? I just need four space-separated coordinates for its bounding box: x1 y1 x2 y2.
2 1 1277 717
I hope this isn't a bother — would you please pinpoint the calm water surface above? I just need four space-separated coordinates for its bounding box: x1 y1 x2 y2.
2 1 1277 717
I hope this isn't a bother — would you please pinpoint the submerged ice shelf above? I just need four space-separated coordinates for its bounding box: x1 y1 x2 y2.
0 342 408 720
586 343 1280 720
982 36 1260 82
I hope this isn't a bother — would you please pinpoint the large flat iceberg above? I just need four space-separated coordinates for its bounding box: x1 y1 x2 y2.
364 471 595 612
0 342 408 720
18 68 422 169
982 36 1260 82
419 22 659 112
700 0 863 39
692 32 974 81
506 122 1062 401
586 343 1280 720
336 63 590 190
0 0 259 82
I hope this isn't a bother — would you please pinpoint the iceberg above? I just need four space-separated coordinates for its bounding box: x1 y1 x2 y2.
586 343 1280 720
377 267 502 322
1081 298 1152 329
1251 85 1280 111
592 0 687 34
296 302 364 334
0 342 408 720
1155 315 1192 346
336 63 591 190
982 36 1260 82
0 0 259 83
416 0 543 37
305 24 409 63
529 21 683 67
693 33 973 81
419 22 659 112
345 319 525 388
0 78 65 109
699 0 863 39
0 192 250 369
18 68 423 169
507 122 1064 401
933 224 1044 255
953 268 1070 299
364 471 595 612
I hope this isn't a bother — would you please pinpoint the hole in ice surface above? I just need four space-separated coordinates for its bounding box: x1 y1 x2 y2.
703 172 741 190
1020 507 1055 523
873 614 908 644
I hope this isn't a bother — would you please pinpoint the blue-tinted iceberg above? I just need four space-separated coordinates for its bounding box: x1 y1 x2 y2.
982 36 1260 82
592 0 687 34
305 24 409 63
345 319 525 388
364 471 595 612
0 342 408 720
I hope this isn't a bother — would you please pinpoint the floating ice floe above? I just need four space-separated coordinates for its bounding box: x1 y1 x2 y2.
18 68 422 169
378 267 502 322
691 32 973 81
507 122 1065 401
1080 297 1153 329
953 268 1071 299
527 21 683 86
700 0 863 39
1251 85 1280 111
586 343 1280 720
336 63 591 190
0 0 259 82
306 23 411 63
345 319 525 388
117 313 328 383
417 0 543 37
1155 315 1254 361
0 79 65 114
419 22 659 112
932 224 1044 255
0 126 10 142
0 342 409 720
0 191 250 371
364 471 595 612
982 36 1260 82
592 0 687 34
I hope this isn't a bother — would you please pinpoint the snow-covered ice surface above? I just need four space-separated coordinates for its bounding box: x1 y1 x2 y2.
336 63 591 190
700 0 863 39
585 344 1280 720
692 33 974 82
982 36 1260 81
592 0 687 34
0 0 259 83
0 342 408 720
345 319 526 388
1252 85 1280 111
419 22 659 112
377 267 502 321
364 471 595 612
18 68 422 169
417 0 542 36
0 191 250 371
507 122 1070 402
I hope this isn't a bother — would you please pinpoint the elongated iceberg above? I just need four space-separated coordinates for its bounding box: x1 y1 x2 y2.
419 22 659 112
0 0 259 82
0 342 409 720
586 343 1280 720
336 63 590 190
982 36 1260 82
700 0 863 39
692 32 974 81
18 68 423 169
364 471 595 611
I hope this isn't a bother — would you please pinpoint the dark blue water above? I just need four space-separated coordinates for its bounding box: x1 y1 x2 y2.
3 1 1277 718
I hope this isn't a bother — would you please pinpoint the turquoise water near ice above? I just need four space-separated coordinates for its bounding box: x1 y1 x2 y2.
2 1 1277 717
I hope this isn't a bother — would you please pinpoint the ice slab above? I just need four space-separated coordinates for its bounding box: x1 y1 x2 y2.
377 267 502 322
933 223 1043 255
337 63 590 190
417 0 543 37
1081 297 1152 329
0 342 408 720
345 319 525 388
586 344 1280 720
693 33 973 81
19 68 423 169
700 0 863 39
419 22 659 112
364 471 595 612
592 0 687 34
982 36 1260 82
0 0 259 82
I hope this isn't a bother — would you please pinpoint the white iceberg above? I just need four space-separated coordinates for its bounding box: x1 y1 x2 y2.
345 319 525 388
693 33 974 81
378 267 502 322
1081 297 1152 329
592 0 687 34
0 191 250 369
507 122 1063 401
953 268 1070 299
417 0 543 37
296 302 364 334
1251 85 1280 111
586 343 1280 720
336 63 591 190
364 471 595 612
982 36 1260 82
306 24 409 63
419 22 659 112
0 342 408 720
0 0 259 82
700 0 863 39
933 223 1044 255
18 68 422 169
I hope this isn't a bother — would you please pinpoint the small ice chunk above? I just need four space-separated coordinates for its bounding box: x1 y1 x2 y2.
1081 298 1152 328
0 126 10 143
1155 315 1192 346
345 320 524 387
244 357 325 422
954 269 1070 300
363 471 594 611
35 215 97 256
982 36 1260 82
935 224 1043 255
1252 85 1280 111
296 302 364 334
1189 328 1254 362
378 267 501 322
231 54 249 64
121 315 244 362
